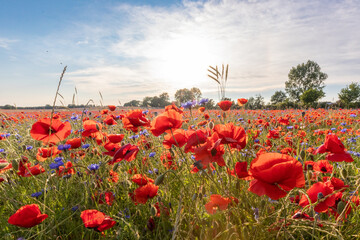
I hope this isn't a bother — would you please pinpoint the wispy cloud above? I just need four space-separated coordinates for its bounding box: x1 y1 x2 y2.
63 0 360 103
0 37 17 49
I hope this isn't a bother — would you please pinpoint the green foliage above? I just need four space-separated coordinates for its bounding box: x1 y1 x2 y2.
190 87 202 101
246 94 265 109
300 88 325 107
174 88 202 104
270 90 287 104
285 60 327 102
124 100 141 107
141 93 170 108
338 82 360 107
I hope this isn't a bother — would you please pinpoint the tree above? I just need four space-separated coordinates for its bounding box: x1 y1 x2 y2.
254 94 265 109
204 99 215 109
338 82 360 107
190 87 202 101
124 100 140 107
270 91 287 104
158 92 171 107
246 95 265 109
300 88 324 107
174 88 194 104
141 96 153 107
285 60 327 102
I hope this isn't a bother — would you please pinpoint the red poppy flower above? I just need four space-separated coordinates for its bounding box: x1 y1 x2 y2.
248 153 305 200
198 107 205 113
108 143 139 165
92 192 115 206
36 146 61 162
108 105 116 111
107 134 124 143
122 109 150 133
162 129 187 149
160 152 177 170
165 102 183 113
217 100 232 111
0 158 12 175
234 161 250 179
193 133 225 170
315 134 345 154
57 161 75 177
129 183 159 205
30 118 71 144
80 210 105 228
313 160 333 174
150 109 183 137
131 174 154 186
184 129 208 153
17 157 45 177
66 138 82 149
315 134 353 162
213 122 246 150
204 194 232 214
80 209 116 232
299 181 336 212
322 177 349 191
82 120 102 137
237 98 248 106
8 204 48 228
104 115 117 125
108 170 119 183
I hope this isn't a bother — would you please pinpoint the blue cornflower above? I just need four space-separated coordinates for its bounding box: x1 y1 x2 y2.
88 164 100 171
31 191 43 198
54 157 64 162
199 98 209 105
71 206 79 212
26 145 33 150
82 144 90 149
58 144 71 150
149 152 156 157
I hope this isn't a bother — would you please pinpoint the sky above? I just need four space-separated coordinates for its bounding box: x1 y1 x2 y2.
0 0 359 107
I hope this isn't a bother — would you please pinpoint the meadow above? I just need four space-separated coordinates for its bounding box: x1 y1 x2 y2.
0 102 359 239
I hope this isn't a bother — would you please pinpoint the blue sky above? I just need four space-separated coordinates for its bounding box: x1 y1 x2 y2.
1 0 359 106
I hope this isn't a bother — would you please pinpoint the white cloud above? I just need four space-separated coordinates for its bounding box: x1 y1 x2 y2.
67 0 360 102
0 38 17 49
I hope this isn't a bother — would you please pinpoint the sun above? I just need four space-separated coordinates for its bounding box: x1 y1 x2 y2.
148 33 224 90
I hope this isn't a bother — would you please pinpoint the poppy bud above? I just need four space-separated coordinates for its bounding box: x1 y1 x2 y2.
155 173 166 186
147 217 156 231
11 159 19 171
341 168 347 178
208 121 215 129
112 163 120 172
337 201 346 214
150 206 157 216
192 193 198 201
198 193 203 200
300 150 306 160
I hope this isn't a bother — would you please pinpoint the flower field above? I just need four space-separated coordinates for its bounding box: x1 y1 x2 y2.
0 103 359 239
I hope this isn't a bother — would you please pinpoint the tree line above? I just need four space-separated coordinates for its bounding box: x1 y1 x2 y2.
1 60 358 110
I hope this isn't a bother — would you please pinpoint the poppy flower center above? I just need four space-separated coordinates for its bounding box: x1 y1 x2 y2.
321 167 327 172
